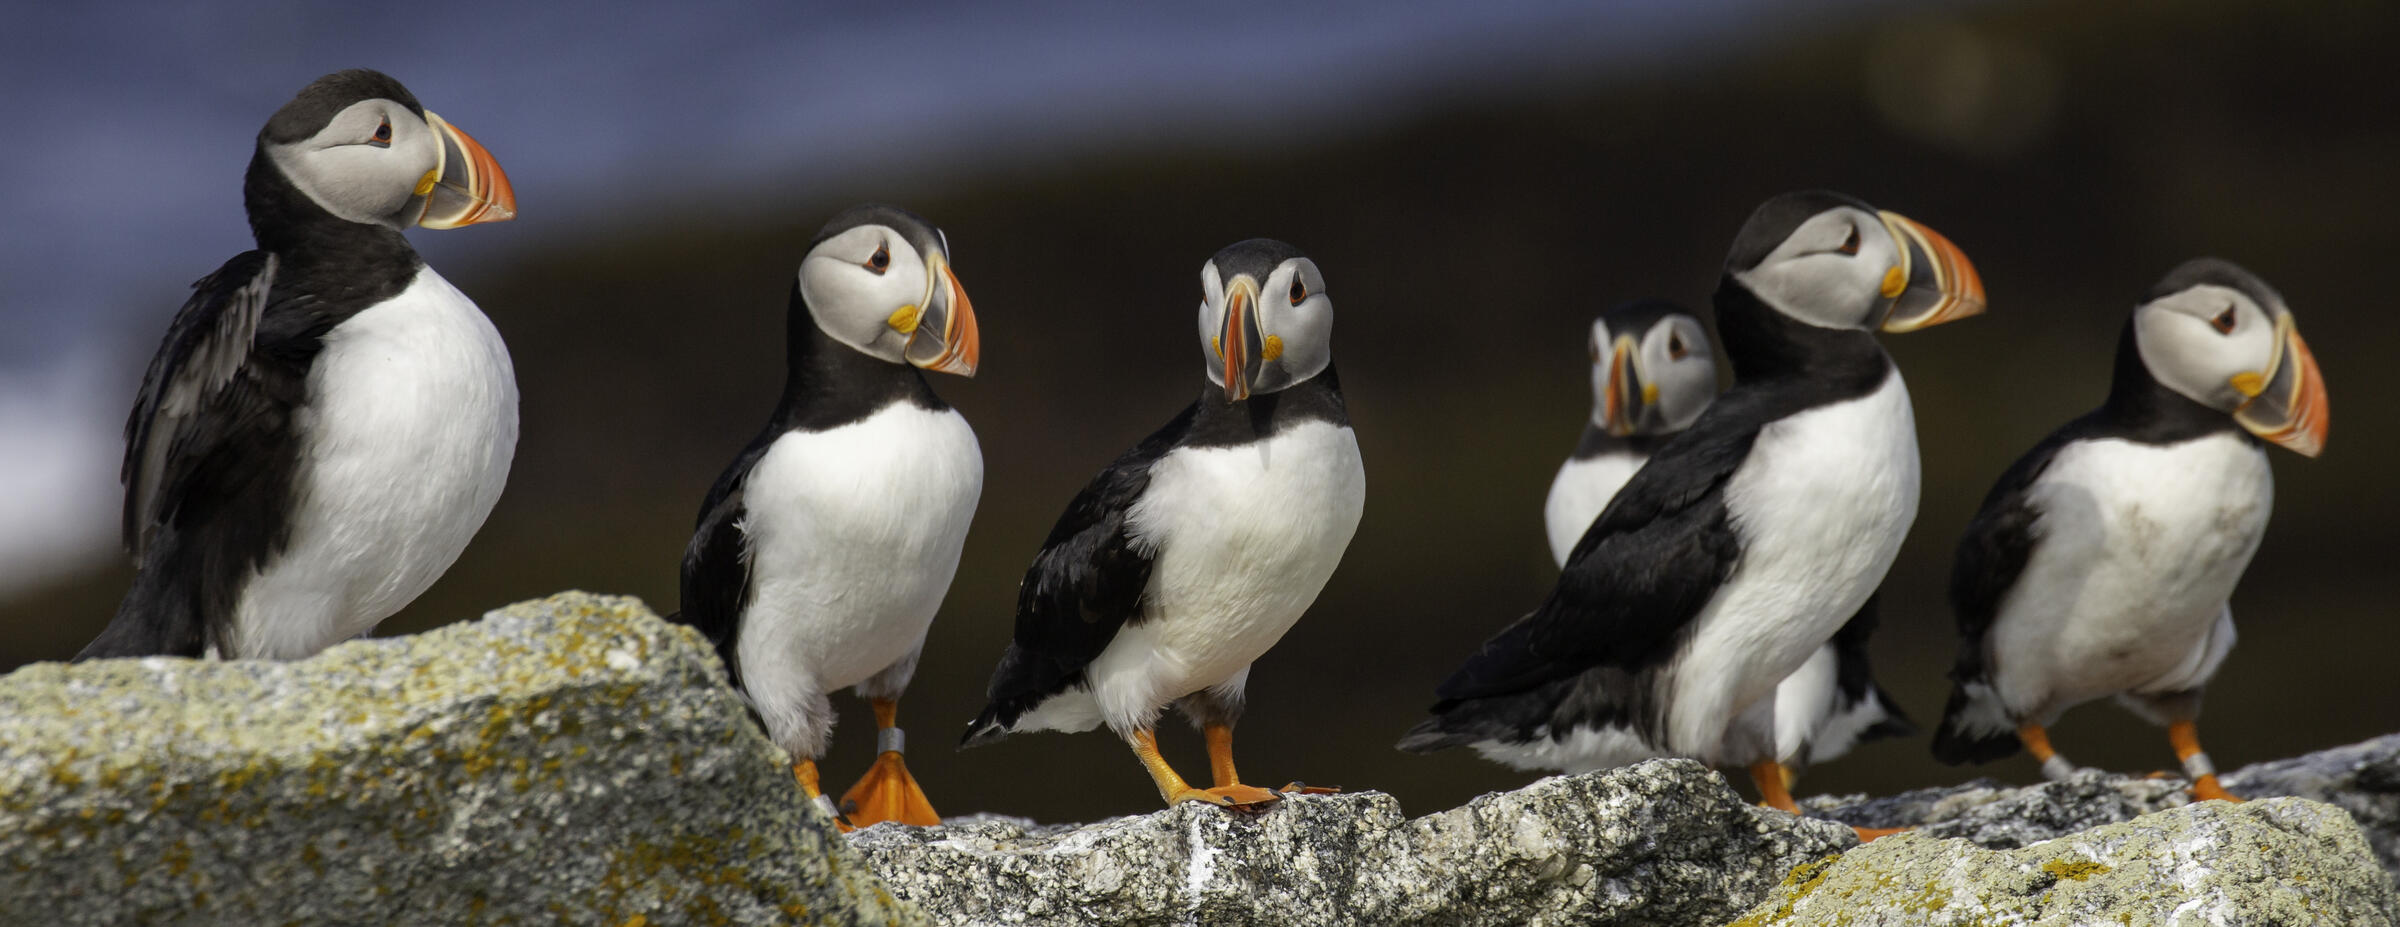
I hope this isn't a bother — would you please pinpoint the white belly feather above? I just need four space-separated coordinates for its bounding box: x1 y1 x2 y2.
1988 432 2270 719
1667 372 1919 763
1543 451 1644 567
735 404 982 749
1039 420 1364 736
230 267 518 660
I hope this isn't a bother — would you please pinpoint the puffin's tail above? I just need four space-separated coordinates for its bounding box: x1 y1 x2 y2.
1930 677 2019 765
1396 687 1552 755
77 532 207 661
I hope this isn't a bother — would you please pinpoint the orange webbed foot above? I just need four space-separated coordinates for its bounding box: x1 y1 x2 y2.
840 749 941 828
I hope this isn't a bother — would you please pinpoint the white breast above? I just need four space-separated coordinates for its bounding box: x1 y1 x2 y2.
1543 451 1645 567
1076 420 1365 734
230 266 518 659
1988 432 2270 718
734 404 982 741
1666 371 1919 762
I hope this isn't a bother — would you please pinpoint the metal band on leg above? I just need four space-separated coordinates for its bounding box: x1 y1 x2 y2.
2182 751 2215 780
2040 754 2078 781
878 727 906 755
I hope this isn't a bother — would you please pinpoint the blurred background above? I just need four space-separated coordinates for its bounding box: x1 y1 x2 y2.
4 0 2394 822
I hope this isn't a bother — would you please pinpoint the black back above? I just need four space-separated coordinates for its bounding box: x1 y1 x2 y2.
1404 275 1892 747
674 282 950 688
78 106 426 660
1933 316 2244 762
964 367 1347 744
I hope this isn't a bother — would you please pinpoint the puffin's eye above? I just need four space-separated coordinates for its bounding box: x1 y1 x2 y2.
2210 304 2237 335
866 244 891 274
369 120 392 147
1667 333 1689 360
1289 278 1308 305
1835 224 1861 256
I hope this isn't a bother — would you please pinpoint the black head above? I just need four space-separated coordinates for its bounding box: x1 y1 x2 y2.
1198 239 1330 402
2132 257 2326 455
249 69 513 236
796 203 978 376
1723 189 1984 333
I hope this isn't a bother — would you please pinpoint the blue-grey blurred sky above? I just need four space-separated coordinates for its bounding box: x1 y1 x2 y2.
0 0 1925 597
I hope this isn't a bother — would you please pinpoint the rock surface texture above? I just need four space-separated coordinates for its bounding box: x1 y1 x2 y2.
1732 798 2398 926
0 592 919 927
7 590 2398 927
848 760 1854 927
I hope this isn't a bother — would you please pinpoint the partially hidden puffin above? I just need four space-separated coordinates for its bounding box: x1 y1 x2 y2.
1401 192 1983 834
676 204 982 828
79 69 518 662
1538 299 1914 787
962 239 1364 810
1932 258 2327 802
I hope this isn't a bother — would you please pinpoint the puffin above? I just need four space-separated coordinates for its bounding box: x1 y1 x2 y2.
675 204 982 829
1538 299 1914 786
77 69 518 662
1932 258 2327 802
1400 191 1984 832
961 239 1364 810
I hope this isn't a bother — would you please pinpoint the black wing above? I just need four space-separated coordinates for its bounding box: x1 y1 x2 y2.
963 402 1197 743
82 252 287 660
1829 593 1916 739
1431 394 1764 705
121 252 277 558
1943 431 2075 684
674 434 778 691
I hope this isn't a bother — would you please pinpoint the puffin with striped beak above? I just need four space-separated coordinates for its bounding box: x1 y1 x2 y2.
1401 191 1982 840
1536 300 1915 787
962 239 1364 811
79 69 517 661
676 204 981 829
1933 258 2327 802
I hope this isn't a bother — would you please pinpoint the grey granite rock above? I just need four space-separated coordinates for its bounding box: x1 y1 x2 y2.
1730 797 2399 926
0 591 921 927
848 758 1855 927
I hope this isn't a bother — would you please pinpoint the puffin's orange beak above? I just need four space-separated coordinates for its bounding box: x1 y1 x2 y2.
2233 316 2329 456
1877 211 1984 332
416 111 516 229
904 254 978 377
1217 281 1261 403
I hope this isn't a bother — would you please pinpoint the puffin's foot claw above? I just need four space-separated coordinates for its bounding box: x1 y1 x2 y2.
839 750 942 828
1170 784 1282 809
1279 781 1341 795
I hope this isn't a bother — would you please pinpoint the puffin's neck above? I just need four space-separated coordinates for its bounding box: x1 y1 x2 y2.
1571 423 1673 461
774 284 945 432
1183 363 1350 449
242 148 419 273
2094 317 2241 443
1711 277 1891 394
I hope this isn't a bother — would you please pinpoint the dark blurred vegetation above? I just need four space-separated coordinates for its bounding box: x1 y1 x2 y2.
8 0 2395 822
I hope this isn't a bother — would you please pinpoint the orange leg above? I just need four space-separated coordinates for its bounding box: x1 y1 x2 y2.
1132 728 1278 808
2169 720 2243 803
1749 760 1799 813
793 758 854 832
2019 722 2079 781
838 698 942 828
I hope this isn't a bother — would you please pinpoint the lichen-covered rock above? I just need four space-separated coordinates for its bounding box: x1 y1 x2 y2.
1731 797 2399 926
0 591 921 927
1807 733 2400 883
848 758 1854 927
2224 732 2400 877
